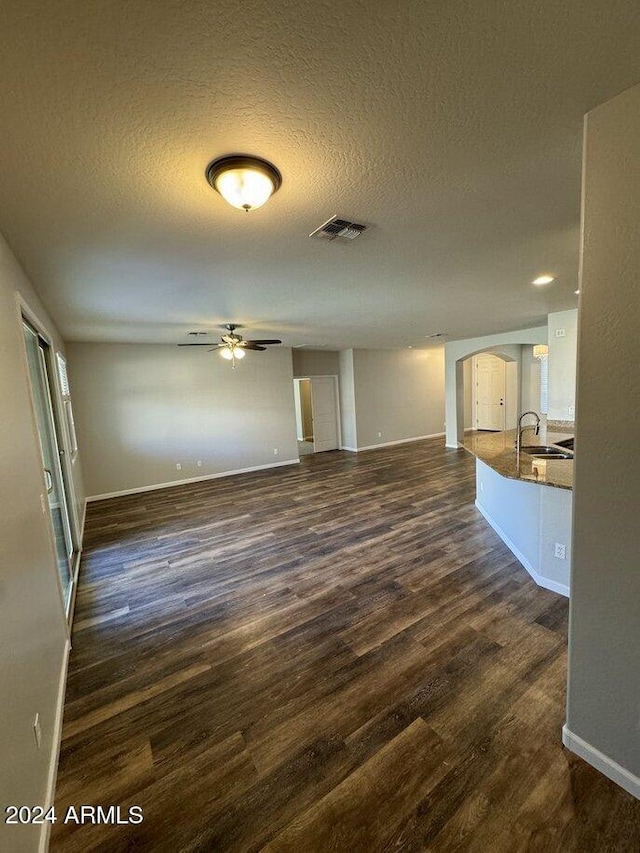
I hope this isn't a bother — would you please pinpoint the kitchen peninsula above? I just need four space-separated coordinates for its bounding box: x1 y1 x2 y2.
463 426 574 596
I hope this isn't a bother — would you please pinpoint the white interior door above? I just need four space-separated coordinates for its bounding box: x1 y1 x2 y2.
310 377 339 452
474 354 506 430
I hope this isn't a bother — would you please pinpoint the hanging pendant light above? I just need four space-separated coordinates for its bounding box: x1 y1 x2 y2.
206 155 282 212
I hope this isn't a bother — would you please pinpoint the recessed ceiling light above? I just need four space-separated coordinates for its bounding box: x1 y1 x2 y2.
532 275 555 285
574 289 580 295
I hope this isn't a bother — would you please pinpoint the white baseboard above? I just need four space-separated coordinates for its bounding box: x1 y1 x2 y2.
39 639 71 853
562 725 640 800
352 432 445 452
341 446 358 452
87 459 300 502
475 500 570 598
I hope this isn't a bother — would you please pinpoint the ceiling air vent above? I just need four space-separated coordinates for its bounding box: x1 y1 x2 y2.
309 215 369 241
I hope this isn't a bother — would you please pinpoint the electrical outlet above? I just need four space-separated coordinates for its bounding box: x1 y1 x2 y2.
273 448 279 455
554 542 566 560
33 714 42 750
555 328 566 338
377 431 382 438
196 460 202 467
176 463 182 471
567 405 574 418
479 481 484 492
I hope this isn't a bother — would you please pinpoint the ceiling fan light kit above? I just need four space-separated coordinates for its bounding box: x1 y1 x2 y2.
206 155 282 211
178 324 282 368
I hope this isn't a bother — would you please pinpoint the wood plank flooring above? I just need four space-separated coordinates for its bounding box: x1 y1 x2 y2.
52 440 640 851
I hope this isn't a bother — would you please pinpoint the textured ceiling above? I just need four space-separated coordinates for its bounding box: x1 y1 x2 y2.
1 0 639 348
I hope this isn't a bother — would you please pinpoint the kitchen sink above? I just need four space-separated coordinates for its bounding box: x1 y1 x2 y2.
520 445 573 459
554 437 575 450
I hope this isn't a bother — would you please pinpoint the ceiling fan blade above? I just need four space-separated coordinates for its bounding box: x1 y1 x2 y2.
178 342 217 346
242 344 267 351
244 339 282 345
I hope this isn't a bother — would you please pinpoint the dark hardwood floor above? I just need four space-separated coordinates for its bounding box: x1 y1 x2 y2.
52 440 640 851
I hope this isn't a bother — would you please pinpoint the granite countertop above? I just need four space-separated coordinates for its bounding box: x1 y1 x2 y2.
462 427 574 490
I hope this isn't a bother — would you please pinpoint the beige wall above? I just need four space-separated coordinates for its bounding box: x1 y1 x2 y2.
548 308 578 421
521 345 542 414
565 85 640 793
292 349 339 377
505 360 518 430
463 358 473 429
67 343 299 498
0 232 85 853
351 348 445 449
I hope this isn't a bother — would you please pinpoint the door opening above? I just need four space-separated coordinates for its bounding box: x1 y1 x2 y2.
473 353 506 431
293 378 314 455
293 376 341 455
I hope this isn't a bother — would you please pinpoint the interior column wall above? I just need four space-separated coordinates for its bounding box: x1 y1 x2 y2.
565 84 640 796
338 349 357 450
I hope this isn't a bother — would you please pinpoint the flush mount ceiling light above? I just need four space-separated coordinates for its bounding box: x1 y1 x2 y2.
206 155 282 212
532 274 555 285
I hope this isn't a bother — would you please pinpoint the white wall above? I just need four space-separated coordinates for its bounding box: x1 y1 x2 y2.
352 347 445 449
476 460 541 571
475 460 571 595
67 343 299 498
0 232 85 853
292 349 340 377
548 308 578 421
565 84 640 797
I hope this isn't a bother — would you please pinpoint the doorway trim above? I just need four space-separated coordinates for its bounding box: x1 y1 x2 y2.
294 374 342 451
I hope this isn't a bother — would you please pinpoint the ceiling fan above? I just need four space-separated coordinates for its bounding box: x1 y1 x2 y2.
178 324 282 367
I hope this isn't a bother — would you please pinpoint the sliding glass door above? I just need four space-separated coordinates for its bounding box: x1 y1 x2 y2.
23 321 74 612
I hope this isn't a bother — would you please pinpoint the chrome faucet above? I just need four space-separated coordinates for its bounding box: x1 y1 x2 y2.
515 411 541 454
